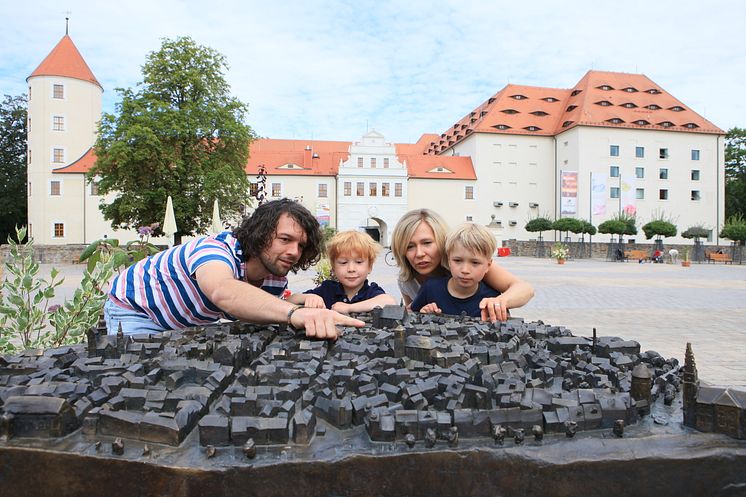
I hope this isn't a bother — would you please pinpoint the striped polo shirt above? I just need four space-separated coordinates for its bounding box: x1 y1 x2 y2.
109 231 287 330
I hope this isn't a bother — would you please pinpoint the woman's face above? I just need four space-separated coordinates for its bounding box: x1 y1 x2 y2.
405 221 441 277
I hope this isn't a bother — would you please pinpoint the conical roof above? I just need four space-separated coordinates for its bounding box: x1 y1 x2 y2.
27 35 102 89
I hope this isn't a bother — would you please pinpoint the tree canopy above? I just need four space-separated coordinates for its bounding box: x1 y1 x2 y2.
89 37 255 241
720 215 746 243
725 127 746 219
641 219 677 240
681 226 709 240
525 217 553 236
0 94 27 244
552 217 584 234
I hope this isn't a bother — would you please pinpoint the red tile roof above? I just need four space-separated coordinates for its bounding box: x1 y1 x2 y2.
53 147 95 174
246 138 351 176
427 70 724 155
28 35 102 90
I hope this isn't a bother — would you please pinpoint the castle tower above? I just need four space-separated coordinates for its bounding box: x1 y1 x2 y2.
26 32 102 245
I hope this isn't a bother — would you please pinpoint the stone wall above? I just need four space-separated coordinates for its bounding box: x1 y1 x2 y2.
0 244 88 265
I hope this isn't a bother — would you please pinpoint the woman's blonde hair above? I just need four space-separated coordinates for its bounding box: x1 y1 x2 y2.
326 230 380 266
390 209 449 282
444 223 497 264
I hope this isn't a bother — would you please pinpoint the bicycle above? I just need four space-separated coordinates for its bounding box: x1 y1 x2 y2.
384 249 397 266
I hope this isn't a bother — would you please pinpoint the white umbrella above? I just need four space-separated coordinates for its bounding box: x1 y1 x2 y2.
211 199 222 234
163 195 178 247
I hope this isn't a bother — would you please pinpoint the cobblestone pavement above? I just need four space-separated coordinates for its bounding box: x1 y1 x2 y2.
39 254 746 386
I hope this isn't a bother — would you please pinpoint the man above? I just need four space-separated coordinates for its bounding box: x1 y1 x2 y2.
104 199 363 339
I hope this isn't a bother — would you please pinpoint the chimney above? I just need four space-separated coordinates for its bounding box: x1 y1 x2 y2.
303 145 312 168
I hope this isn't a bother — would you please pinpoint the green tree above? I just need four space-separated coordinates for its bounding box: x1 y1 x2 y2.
89 37 255 243
641 220 677 240
0 94 27 244
525 217 553 239
681 225 709 242
552 217 584 241
720 214 746 245
725 127 746 219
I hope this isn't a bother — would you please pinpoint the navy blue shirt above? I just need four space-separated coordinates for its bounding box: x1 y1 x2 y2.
411 276 500 317
304 279 386 309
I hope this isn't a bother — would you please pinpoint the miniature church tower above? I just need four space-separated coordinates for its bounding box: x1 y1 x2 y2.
682 342 699 427
26 24 103 245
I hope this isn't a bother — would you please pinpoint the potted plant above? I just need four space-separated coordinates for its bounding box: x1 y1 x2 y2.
681 248 691 267
551 242 569 264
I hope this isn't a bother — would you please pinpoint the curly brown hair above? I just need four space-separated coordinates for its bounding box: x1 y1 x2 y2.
233 199 322 271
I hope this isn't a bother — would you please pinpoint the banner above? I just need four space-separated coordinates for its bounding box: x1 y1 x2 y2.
591 173 607 217
316 203 330 227
621 175 636 216
560 171 578 216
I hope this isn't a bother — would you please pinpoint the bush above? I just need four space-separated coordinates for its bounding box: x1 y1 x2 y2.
598 219 626 235
641 219 677 240
720 215 746 243
552 217 584 234
582 221 597 236
525 217 553 235
682 226 710 240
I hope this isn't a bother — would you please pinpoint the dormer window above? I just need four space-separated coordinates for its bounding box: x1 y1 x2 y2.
566 105 577 112
488 97 496 104
510 94 527 100
523 126 541 132
658 121 674 127
669 106 685 112
646 104 661 110
562 120 574 127
622 102 638 108
595 100 612 106
622 87 638 93
570 89 582 96
597 84 614 91
542 97 559 102
607 118 625 124
530 111 549 116
501 109 520 114
646 88 661 94
633 120 650 126
493 124 512 130
684 123 700 129
480 111 488 117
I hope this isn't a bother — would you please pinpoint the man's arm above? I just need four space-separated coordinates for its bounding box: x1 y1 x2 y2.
195 261 362 339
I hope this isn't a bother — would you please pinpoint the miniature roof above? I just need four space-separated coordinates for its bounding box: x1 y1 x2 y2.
28 35 102 90
696 386 728 405
53 147 96 174
713 388 746 408
427 70 724 155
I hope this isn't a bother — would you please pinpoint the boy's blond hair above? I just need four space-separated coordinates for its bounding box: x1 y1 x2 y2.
326 230 381 265
443 223 497 264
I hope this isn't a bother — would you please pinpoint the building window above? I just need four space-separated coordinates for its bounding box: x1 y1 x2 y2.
53 84 64 99
466 216 473 222
356 182 364 196
395 183 402 197
635 146 644 158
53 223 64 238
691 190 701 201
691 149 700 161
610 187 620 199
383 158 389 168
50 180 61 196
90 181 100 196
610 145 619 156
271 183 281 197
370 158 376 168
659 148 669 159
370 183 377 196
691 170 700 181
659 189 669 200
317 184 328 198
357 157 363 168
636 188 645 199
382 182 390 196
659 168 668 179
610 166 619 178
248 182 258 197
52 115 64 131
343 182 351 196
28 181 32 196
53 148 65 163
635 167 645 179
465 186 474 200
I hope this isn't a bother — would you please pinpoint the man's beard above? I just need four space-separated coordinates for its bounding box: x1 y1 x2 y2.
259 252 294 277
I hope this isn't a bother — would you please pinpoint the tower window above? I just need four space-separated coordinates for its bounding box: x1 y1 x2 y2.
52 116 64 131
53 148 64 163
53 84 64 99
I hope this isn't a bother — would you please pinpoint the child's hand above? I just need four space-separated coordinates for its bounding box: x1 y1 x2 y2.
331 302 351 314
304 294 326 309
420 302 442 314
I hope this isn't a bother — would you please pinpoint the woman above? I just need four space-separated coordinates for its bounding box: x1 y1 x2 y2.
391 209 534 321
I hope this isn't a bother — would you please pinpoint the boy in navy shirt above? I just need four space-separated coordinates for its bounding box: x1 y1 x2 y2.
289 230 395 313
411 223 500 318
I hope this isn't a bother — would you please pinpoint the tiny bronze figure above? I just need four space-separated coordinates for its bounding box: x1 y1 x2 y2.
404 433 416 448
447 426 459 447
532 425 544 442
565 421 578 438
492 424 506 445
425 428 437 448
112 438 124 455
514 428 525 445
142 444 151 456
94 441 102 451
243 438 257 459
206 445 217 458
613 419 625 438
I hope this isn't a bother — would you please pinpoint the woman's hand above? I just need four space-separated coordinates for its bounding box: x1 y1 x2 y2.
480 296 509 322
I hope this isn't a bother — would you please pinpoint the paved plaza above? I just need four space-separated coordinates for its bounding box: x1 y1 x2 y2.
40 254 746 386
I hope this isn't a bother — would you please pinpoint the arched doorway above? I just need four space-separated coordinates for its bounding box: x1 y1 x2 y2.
361 217 388 246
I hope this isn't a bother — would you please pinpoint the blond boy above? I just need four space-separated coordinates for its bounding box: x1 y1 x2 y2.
289 230 395 314
411 223 499 318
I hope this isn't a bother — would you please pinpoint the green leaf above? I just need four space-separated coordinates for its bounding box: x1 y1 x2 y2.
79 240 102 261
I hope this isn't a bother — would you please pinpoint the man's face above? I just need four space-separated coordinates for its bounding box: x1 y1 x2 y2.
259 213 308 277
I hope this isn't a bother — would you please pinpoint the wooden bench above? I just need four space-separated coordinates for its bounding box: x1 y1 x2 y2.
624 249 649 262
706 251 733 264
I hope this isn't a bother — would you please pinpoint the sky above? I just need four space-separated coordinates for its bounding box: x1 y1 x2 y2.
2 0 744 144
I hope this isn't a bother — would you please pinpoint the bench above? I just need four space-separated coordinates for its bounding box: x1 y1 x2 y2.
624 249 649 262
706 251 733 264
